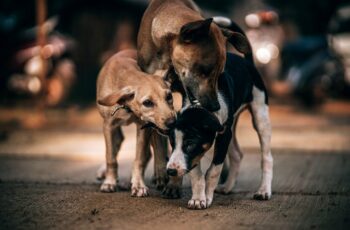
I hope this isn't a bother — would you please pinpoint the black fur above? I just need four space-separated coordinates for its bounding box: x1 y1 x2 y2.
170 52 268 168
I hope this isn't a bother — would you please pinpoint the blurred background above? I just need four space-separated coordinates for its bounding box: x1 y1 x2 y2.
0 0 350 178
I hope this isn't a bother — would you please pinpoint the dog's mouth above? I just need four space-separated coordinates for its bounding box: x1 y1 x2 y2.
141 122 170 136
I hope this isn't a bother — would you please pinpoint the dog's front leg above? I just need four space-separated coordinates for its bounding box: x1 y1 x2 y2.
206 127 232 206
216 118 243 194
100 123 124 192
131 125 152 197
205 163 223 207
188 163 206 209
150 131 169 190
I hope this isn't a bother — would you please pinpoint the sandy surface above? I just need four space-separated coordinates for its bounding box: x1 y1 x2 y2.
0 101 350 229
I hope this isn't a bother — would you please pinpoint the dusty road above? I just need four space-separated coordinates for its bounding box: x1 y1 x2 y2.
0 100 350 229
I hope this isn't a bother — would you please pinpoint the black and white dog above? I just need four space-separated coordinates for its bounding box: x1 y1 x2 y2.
166 50 273 209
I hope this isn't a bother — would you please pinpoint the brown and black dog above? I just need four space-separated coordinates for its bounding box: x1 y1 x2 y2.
137 0 251 112
137 0 251 197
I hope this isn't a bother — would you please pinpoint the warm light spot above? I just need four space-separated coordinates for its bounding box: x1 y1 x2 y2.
245 14 261 28
256 47 271 64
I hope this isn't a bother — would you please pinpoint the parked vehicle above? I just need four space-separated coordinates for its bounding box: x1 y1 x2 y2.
3 17 76 106
281 4 350 105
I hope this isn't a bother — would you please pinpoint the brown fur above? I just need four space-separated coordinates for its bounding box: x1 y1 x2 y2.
96 49 176 194
137 0 227 111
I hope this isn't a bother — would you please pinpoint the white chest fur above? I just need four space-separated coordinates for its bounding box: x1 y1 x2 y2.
214 93 228 125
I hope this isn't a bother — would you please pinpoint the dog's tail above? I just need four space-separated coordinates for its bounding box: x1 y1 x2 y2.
213 16 254 63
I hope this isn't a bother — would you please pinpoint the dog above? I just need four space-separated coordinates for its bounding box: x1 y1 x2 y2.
137 0 251 112
137 0 251 196
166 50 273 209
96 49 176 197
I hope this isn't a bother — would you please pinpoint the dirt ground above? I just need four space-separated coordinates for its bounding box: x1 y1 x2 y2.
0 100 350 230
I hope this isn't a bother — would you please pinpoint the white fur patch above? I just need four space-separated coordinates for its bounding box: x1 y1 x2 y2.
167 130 187 175
214 93 228 124
213 16 232 27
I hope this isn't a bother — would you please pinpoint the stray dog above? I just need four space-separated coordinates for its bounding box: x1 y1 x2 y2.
96 49 176 196
166 51 273 209
137 0 251 111
137 0 251 196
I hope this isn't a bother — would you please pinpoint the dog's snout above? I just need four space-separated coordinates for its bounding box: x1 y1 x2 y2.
165 117 176 129
167 168 178 176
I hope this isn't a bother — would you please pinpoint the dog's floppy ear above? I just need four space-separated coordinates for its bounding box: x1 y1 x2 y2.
97 88 135 106
179 18 213 43
221 29 252 55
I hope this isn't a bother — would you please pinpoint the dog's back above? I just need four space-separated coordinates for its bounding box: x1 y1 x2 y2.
137 0 202 72
97 50 139 103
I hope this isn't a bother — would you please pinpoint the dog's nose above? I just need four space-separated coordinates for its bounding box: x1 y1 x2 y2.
165 117 176 129
167 168 178 176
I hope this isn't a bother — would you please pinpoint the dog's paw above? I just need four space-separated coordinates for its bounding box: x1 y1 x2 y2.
253 188 271 200
153 174 169 191
215 185 232 195
162 185 181 199
206 197 213 208
187 199 207 210
96 164 106 181
131 186 149 197
118 181 131 191
100 181 117 193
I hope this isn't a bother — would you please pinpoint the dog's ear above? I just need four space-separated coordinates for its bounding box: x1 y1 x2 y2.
179 18 213 43
221 29 252 55
97 88 135 106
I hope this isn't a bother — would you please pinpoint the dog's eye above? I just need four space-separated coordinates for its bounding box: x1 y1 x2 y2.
166 93 173 103
186 144 196 153
142 100 154 107
184 141 196 153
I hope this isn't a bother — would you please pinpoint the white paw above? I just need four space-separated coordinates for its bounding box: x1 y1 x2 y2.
100 176 117 193
215 184 231 194
253 187 272 200
96 164 106 181
206 197 213 208
187 199 207 210
100 181 117 193
131 186 149 197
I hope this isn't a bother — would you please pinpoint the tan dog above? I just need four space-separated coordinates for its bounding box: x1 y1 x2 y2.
137 0 251 112
96 49 176 196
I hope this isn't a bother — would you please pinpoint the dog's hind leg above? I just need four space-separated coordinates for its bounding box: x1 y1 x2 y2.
100 123 124 193
215 117 243 194
131 125 152 197
250 86 273 200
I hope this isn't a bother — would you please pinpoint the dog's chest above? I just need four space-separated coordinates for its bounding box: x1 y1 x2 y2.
214 93 228 125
